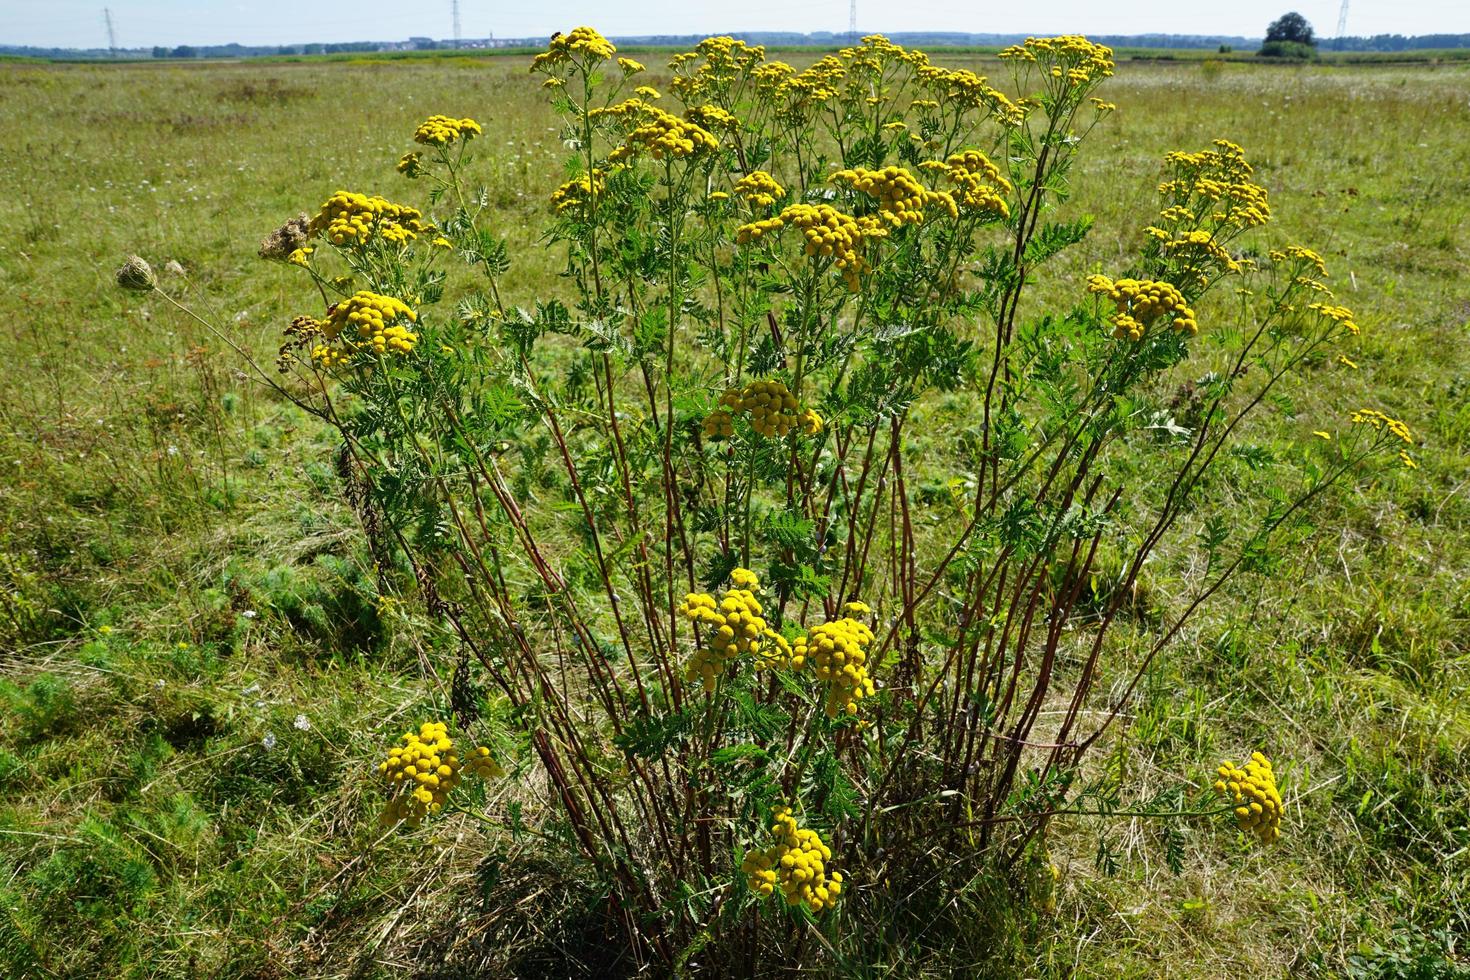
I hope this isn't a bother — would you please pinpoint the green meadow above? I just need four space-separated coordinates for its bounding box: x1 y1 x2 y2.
0 51 1467 977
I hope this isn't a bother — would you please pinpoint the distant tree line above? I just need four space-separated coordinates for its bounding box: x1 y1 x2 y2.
3 31 1469 62
1328 33 1470 51
148 41 383 58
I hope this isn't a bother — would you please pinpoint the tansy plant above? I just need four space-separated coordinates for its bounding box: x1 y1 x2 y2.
128 27 1413 969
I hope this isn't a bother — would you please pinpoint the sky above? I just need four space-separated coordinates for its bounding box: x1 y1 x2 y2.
1 0 1467 49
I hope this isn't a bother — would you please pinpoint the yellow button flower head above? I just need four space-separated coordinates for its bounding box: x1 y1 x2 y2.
678 569 792 690
1000 35 1115 86
396 152 424 178
1086 274 1197 340
376 720 503 828
914 65 1024 124
308 190 433 247
550 169 605 216
729 567 759 590
1157 140 1271 241
830 165 955 226
668 36 767 103
713 379 810 439
1160 229 1242 272
320 290 419 362
1212 751 1283 844
531 26 616 71
1307 302 1359 336
701 407 735 441
791 613 877 718
919 149 1012 218
686 104 739 133
413 115 481 147
617 56 645 74
607 104 720 162
1349 408 1412 445
1349 408 1415 468
739 203 873 291
464 744 505 778
310 344 352 369
742 806 843 912
734 214 784 245
1270 244 1328 277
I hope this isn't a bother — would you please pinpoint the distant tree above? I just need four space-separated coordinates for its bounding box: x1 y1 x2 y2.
1265 12 1315 46
151 46 168 58
170 45 196 58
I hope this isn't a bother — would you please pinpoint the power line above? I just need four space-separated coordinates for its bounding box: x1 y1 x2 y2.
102 7 117 54
848 0 857 38
451 0 462 45
1334 0 1350 50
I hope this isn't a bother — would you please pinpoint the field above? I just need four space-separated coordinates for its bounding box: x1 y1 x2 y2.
1 48 1468 978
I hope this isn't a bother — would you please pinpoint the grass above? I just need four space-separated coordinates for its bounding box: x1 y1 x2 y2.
0 50 1468 977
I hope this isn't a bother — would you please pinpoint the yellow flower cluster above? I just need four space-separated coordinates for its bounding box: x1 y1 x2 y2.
1350 408 1415 468
734 215 783 244
701 407 735 440
999 35 1116 88
1086 274 1197 341
607 105 720 162
617 56 645 74
914 64 1025 123
1212 752 1283 844
1307 302 1360 336
321 290 419 359
412 114 481 146
668 35 768 103
733 171 785 209
800 408 823 435
742 806 843 912
1350 408 1412 445
1158 141 1272 232
1156 228 1241 273
793 614 877 717
920 150 1012 218
309 191 432 247
550 169 605 215
751 60 797 99
737 204 875 291
279 314 347 370
396 152 424 178
830 165 957 226
686 104 739 133
1271 244 1328 277
654 32 1052 137
678 569 790 691
377 721 503 828
531 26 616 70
714 379 802 438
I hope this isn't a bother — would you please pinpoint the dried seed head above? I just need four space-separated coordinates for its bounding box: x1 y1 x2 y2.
115 255 156 291
257 213 311 260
